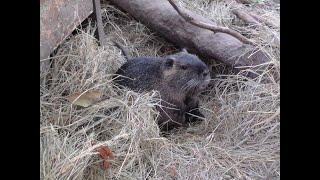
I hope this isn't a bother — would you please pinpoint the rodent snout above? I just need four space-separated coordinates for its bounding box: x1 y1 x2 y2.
202 69 210 79
203 72 209 77
198 71 210 90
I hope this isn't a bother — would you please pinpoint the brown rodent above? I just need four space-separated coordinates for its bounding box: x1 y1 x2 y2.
114 49 211 131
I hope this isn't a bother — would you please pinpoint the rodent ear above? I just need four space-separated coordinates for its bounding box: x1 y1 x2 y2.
165 57 175 68
181 48 188 53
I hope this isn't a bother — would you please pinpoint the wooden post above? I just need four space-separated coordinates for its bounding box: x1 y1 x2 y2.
92 0 105 46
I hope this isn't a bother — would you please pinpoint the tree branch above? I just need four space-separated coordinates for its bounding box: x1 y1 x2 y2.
232 9 261 26
167 0 253 45
232 9 277 28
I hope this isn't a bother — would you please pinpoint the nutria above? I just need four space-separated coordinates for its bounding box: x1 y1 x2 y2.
114 46 211 131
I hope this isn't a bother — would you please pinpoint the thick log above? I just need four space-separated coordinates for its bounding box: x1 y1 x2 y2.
110 0 270 76
40 0 93 61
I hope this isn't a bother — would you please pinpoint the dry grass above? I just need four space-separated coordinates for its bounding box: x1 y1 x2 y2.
40 0 280 179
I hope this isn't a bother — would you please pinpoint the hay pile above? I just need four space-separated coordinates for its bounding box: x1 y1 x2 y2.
40 0 279 179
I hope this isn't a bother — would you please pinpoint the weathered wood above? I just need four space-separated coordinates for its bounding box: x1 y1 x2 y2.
93 0 105 46
110 0 270 76
40 0 93 60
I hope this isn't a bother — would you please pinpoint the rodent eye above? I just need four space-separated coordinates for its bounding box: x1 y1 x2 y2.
165 58 175 67
181 65 187 70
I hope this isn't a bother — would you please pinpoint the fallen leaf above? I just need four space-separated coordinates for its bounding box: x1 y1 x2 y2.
97 145 114 159
101 160 110 170
67 90 102 107
96 145 114 170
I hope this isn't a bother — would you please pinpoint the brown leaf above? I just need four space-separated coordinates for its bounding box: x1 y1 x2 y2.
96 145 114 171
97 145 114 159
101 160 110 170
67 90 102 107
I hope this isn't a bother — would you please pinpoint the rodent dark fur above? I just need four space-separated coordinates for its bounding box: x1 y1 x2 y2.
114 49 211 131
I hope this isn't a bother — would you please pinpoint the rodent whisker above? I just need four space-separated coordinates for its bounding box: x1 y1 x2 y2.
159 99 180 110
113 74 136 81
182 79 195 91
187 79 199 92
181 79 192 91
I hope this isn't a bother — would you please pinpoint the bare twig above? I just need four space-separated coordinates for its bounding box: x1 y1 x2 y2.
167 0 253 44
112 40 131 59
249 12 278 28
232 9 261 26
232 9 277 28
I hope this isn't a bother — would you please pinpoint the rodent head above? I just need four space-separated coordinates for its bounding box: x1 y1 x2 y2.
162 51 211 93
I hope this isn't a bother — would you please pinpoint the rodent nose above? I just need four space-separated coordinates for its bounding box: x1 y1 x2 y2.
202 71 209 77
